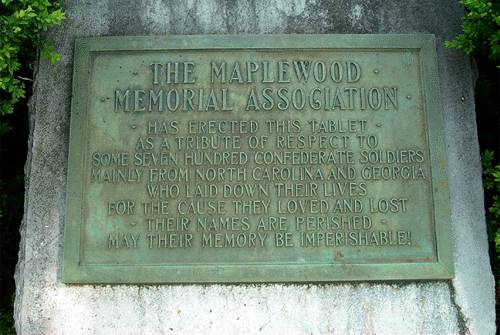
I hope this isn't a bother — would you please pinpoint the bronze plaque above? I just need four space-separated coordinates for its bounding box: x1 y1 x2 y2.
63 35 453 283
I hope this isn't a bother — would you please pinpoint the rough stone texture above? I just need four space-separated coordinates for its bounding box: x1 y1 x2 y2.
14 0 495 334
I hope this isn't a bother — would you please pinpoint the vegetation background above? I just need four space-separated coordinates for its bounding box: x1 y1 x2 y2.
0 1 64 333
0 0 498 333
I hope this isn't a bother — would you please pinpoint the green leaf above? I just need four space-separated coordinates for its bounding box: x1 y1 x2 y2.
446 0 500 64
0 0 64 116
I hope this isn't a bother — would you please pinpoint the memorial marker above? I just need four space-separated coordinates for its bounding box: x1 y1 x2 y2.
62 35 453 283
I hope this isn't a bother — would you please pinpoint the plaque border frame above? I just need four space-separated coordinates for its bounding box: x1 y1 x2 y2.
63 34 454 284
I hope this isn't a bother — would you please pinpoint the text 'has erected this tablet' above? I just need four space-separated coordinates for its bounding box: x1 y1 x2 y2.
63 35 453 283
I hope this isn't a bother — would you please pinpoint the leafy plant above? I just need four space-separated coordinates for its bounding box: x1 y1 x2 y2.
482 150 500 258
0 0 65 328
0 0 64 123
445 0 500 64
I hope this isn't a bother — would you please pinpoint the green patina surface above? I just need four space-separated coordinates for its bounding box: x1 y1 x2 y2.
62 34 453 283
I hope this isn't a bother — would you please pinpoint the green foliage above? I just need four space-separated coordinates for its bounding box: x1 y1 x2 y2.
445 0 500 63
0 308 14 335
482 150 500 258
0 0 64 119
0 0 65 324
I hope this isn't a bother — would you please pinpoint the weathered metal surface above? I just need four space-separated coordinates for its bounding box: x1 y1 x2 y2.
62 34 453 283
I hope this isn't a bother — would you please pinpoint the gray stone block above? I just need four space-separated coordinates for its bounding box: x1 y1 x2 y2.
14 1 495 334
